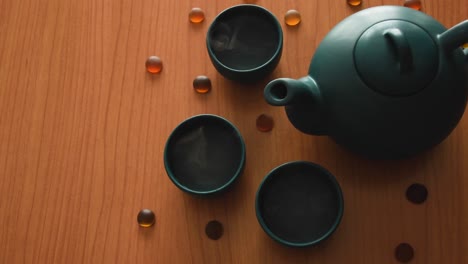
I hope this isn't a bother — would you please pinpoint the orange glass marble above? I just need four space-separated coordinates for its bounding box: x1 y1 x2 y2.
284 10 301 26
145 56 163 74
347 0 362 6
189 8 205 23
256 114 274 132
404 0 422 10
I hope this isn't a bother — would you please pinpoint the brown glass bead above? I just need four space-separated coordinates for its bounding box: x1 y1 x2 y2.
193 76 212 94
137 209 155 227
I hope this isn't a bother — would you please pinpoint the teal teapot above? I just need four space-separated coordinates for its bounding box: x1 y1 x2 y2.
264 6 468 159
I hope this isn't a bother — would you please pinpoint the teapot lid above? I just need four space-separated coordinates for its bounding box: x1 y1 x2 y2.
354 20 438 96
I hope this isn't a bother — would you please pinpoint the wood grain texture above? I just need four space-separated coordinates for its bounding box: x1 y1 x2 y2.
0 0 467 263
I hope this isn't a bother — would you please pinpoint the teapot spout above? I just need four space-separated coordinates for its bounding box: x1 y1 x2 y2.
264 76 327 135
264 77 320 106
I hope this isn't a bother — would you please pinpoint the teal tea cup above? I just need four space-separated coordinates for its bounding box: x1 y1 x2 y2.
207 5 283 83
256 161 344 247
164 115 246 196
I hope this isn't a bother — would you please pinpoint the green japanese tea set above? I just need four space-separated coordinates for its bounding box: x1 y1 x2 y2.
164 4 468 247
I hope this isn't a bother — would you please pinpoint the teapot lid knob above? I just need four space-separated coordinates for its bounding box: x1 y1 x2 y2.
354 20 438 96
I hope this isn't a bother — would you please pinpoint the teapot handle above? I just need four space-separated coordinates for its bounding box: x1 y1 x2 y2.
438 20 468 53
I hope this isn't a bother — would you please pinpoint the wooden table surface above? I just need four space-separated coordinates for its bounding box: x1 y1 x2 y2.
1 0 467 263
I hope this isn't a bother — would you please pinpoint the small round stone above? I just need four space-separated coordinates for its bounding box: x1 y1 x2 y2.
205 220 223 240
256 114 274 132
395 243 414 263
406 183 428 204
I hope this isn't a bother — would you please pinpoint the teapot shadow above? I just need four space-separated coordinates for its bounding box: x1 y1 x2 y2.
324 137 441 184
